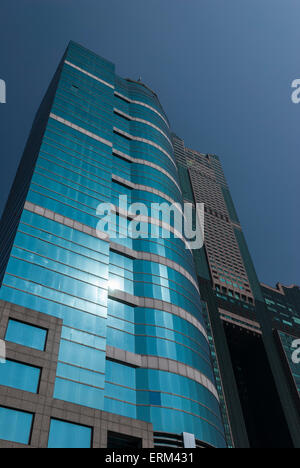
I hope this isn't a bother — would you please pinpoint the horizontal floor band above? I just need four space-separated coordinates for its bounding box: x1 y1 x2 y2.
24 202 198 290
112 174 181 207
24 201 110 242
220 314 262 334
111 204 192 252
113 149 182 193
219 308 262 334
114 107 172 146
108 290 208 341
50 113 113 148
63 60 169 134
110 242 199 292
112 174 182 207
113 127 176 168
114 91 170 129
64 60 114 89
106 345 218 401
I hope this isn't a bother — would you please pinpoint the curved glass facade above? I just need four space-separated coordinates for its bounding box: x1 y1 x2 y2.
0 41 226 448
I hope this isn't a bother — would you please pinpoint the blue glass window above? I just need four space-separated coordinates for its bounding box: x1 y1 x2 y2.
48 419 92 448
149 391 161 406
5 319 47 351
0 360 41 393
0 407 33 444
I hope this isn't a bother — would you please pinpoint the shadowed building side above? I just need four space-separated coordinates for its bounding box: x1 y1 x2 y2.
172 133 300 448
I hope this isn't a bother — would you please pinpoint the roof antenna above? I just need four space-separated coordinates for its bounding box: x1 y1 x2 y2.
138 76 142 82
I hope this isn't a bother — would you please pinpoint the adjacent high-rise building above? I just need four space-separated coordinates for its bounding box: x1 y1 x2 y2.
260 282 300 405
0 42 299 449
172 134 300 448
0 42 226 448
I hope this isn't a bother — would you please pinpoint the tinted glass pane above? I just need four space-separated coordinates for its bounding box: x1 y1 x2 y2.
107 431 142 449
0 360 40 393
5 319 47 351
48 419 92 448
149 391 161 406
0 407 33 444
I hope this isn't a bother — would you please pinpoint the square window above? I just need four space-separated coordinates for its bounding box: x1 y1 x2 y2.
0 407 33 445
48 419 92 448
5 319 47 351
0 360 41 393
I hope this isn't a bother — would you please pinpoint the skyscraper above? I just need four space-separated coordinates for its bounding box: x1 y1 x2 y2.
1 41 299 450
0 42 226 448
172 134 300 448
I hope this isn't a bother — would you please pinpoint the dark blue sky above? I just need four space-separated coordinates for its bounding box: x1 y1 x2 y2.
0 0 299 286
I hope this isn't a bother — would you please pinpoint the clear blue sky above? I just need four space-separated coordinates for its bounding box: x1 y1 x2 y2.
0 0 299 286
